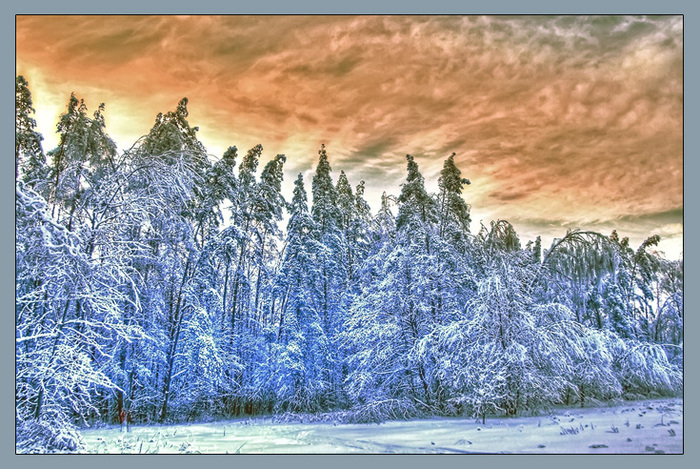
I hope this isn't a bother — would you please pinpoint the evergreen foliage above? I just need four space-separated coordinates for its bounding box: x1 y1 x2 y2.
15 80 683 451
15 76 46 187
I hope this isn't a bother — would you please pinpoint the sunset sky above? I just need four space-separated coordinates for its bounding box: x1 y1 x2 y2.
15 15 683 259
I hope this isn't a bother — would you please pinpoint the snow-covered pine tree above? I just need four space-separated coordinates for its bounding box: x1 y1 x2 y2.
437 152 471 250
226 144 262 341
15 76 46 188
271 173 331 412
309 145 347 407
237 151 288 414
250 153 287 329
336 170 356 282
169 246 226 420
350 180 374 264
344 154 447 417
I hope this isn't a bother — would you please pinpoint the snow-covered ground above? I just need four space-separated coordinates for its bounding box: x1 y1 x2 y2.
79 398 682 454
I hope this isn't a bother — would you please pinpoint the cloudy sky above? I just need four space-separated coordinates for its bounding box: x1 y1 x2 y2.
16 15 683 259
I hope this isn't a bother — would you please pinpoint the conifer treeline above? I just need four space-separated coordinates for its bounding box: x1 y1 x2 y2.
15 77 683 452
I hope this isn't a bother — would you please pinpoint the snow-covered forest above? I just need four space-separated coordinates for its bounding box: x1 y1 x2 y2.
15 76 683 453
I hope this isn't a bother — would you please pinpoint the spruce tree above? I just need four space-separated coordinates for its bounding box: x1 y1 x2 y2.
274 173 330 411
396 154 438 236
15 76 46 187
311 144 340 233
437 152 471 247
309 145 347 406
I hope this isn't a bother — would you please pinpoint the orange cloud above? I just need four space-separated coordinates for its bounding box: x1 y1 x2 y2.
16 15 683 258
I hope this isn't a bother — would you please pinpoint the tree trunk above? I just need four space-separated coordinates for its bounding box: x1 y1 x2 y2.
34 298 72 419
253 235 266 325
159 256 193 423
221 259 230 328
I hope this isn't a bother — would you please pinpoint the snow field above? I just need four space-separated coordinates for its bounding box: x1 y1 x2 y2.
80 398 682 454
